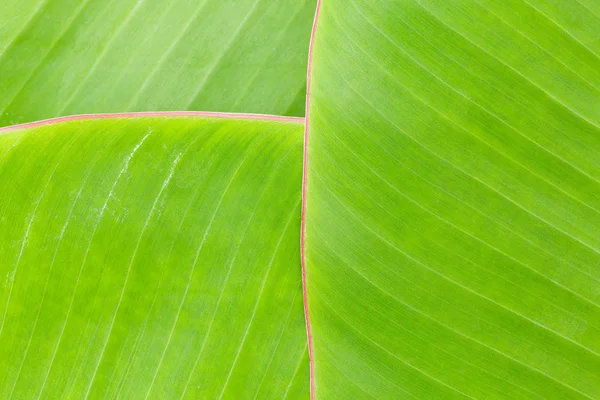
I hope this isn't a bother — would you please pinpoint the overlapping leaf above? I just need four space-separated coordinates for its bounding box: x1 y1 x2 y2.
305 0 600 398
0 0 316 127
0 115 308 399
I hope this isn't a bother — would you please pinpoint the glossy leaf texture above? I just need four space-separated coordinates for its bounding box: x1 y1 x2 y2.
0 115 308 399
0 0 316 127
305 0 600 398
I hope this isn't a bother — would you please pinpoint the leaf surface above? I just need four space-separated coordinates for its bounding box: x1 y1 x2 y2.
0 114 308 399
305 0 600 398
0 0 316 127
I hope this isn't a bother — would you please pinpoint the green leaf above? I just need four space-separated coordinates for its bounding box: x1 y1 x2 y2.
305 0 600 398
0 114 308 399
0 0 316 127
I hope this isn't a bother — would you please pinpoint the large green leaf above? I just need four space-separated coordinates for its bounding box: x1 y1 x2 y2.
0 114 308 399
0 0 316 127
305 0 600 398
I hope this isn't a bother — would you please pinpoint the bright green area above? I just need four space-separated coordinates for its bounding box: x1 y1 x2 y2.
0 0 316 127
0 116 308 399
305 0 600 398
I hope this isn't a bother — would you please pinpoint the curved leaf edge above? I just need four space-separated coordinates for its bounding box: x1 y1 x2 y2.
0 111 304 134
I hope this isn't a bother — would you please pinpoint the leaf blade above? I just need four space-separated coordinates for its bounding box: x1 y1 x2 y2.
0 0 316 126
0 115 308 399
305 0 600 398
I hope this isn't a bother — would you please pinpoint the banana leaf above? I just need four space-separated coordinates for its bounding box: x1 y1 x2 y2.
0 114 308 399
304 0 600 398
0 0 316 127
